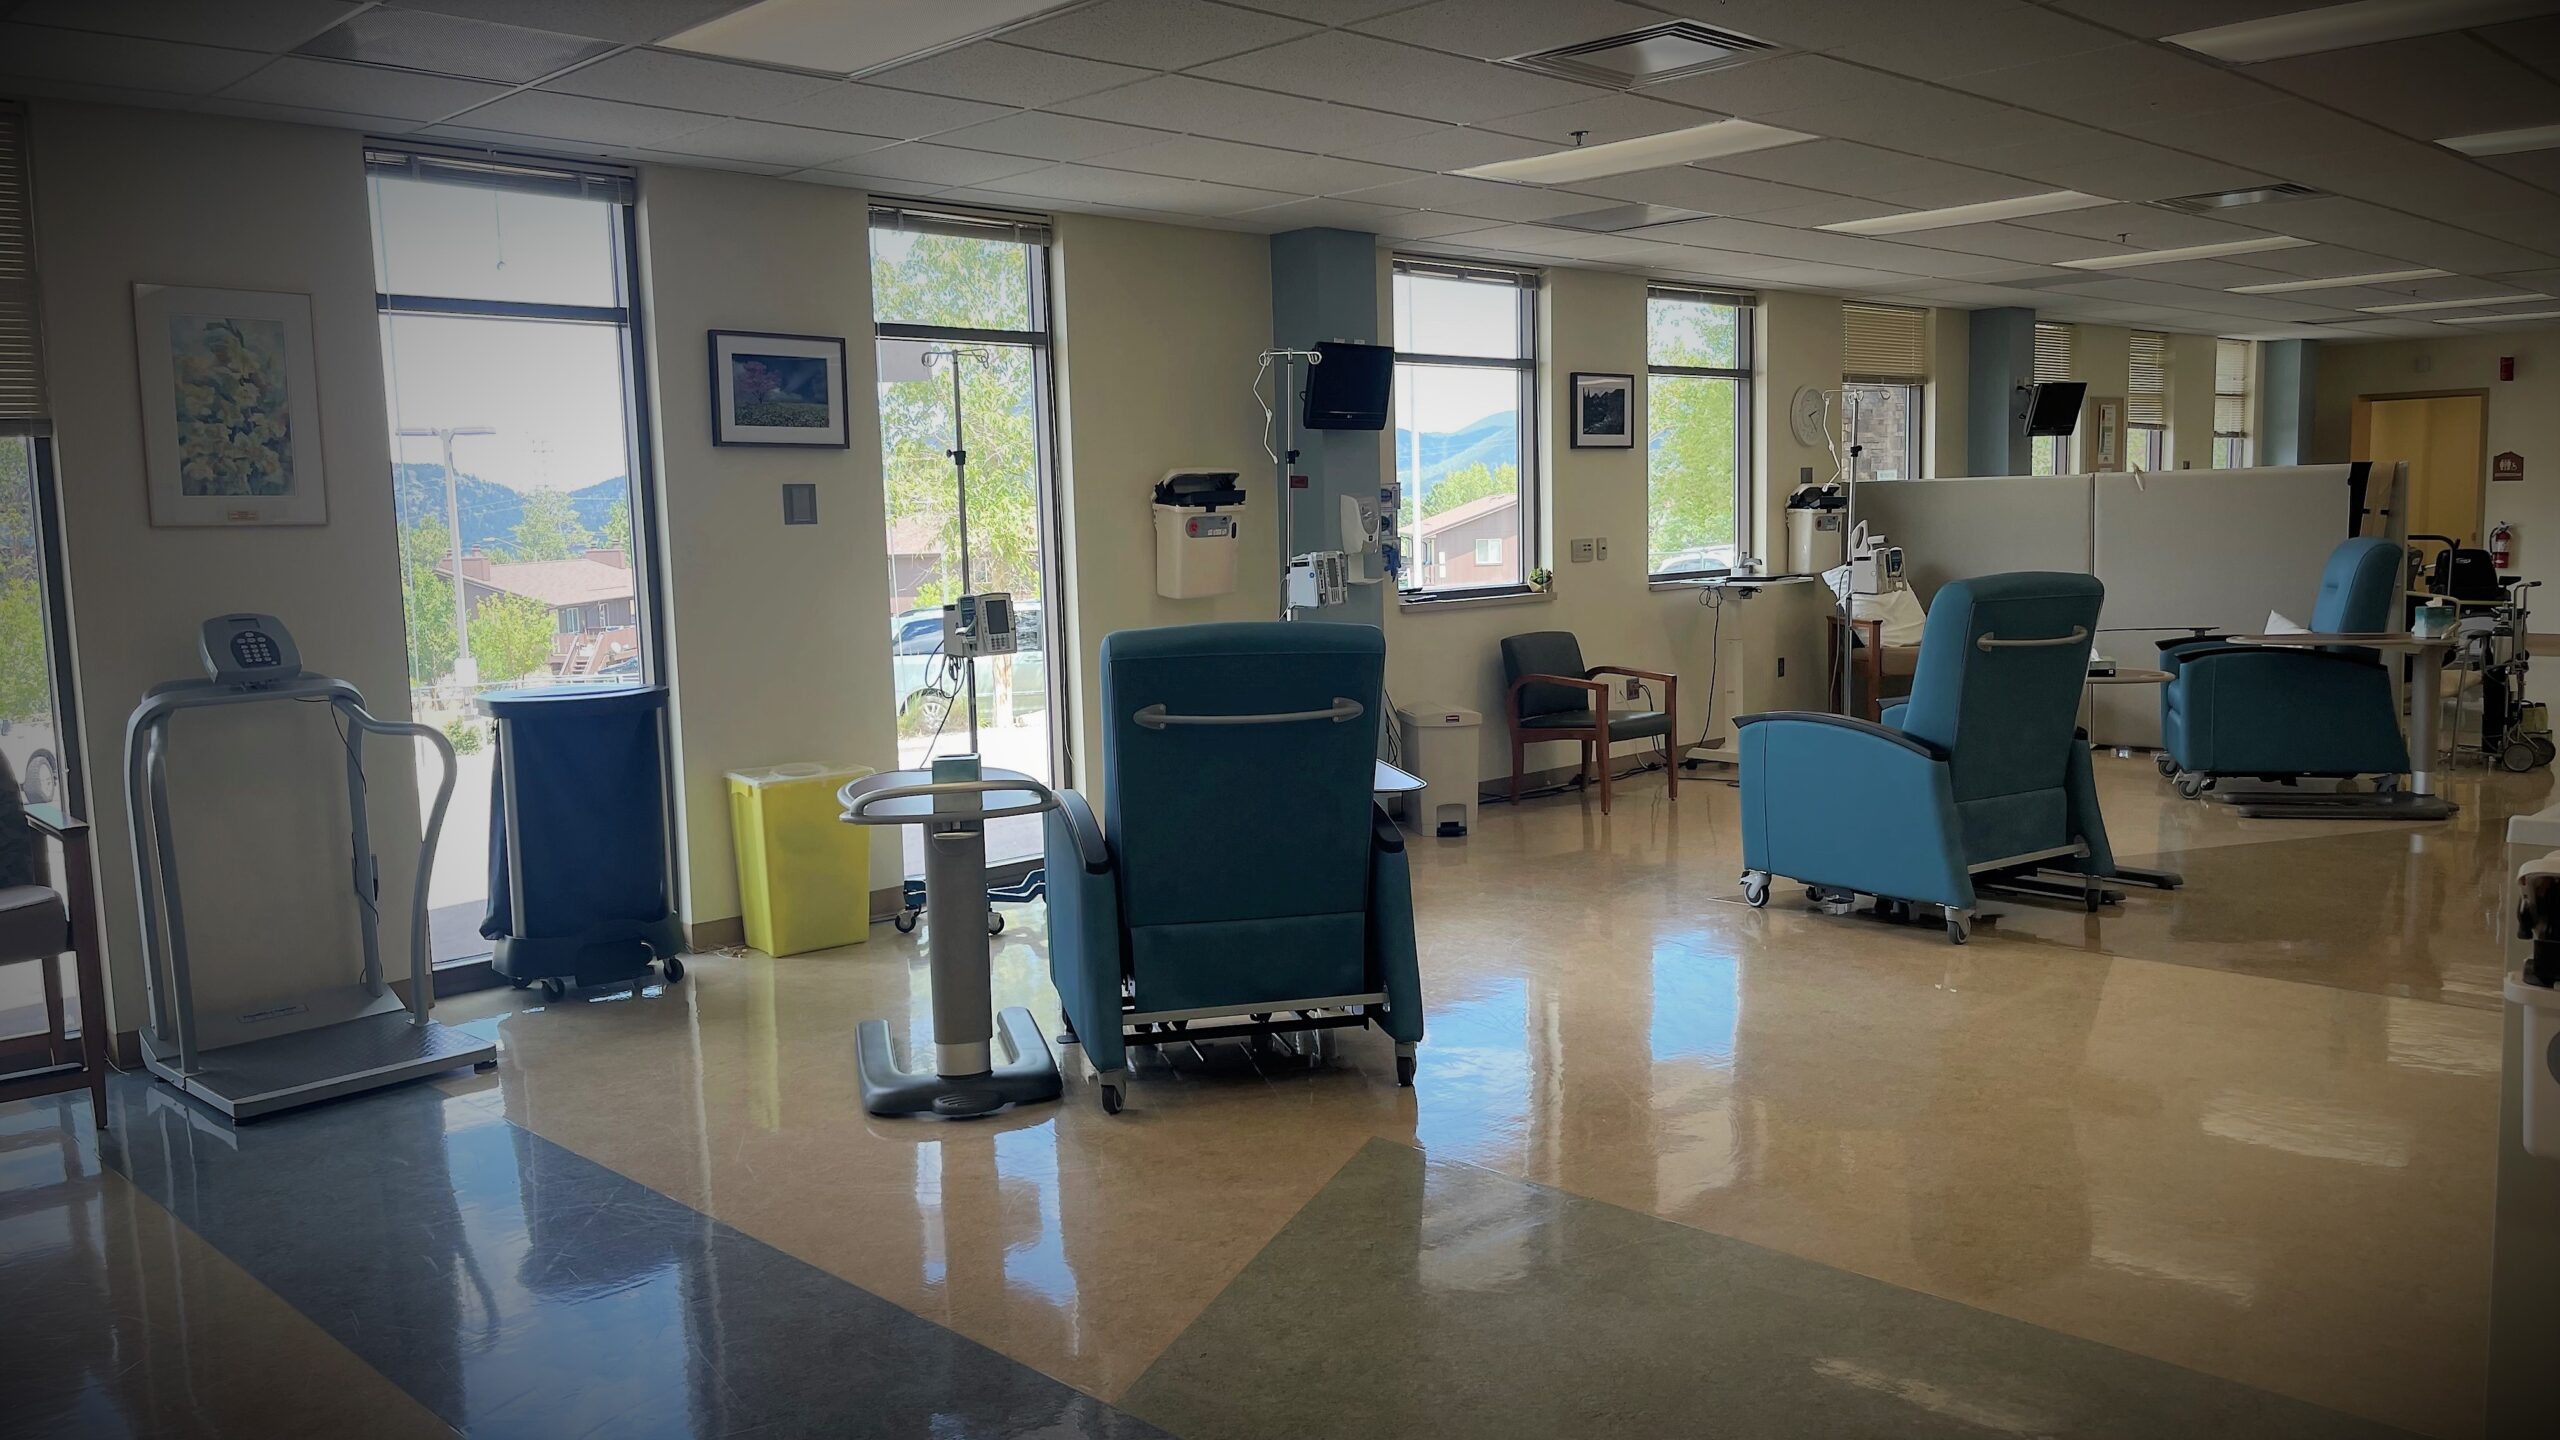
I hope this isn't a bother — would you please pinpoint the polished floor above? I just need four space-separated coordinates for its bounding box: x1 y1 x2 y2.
2 753 2535 1438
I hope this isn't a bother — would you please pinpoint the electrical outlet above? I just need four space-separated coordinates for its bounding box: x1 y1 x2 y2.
1594 537 1609 562
1569 538 1596 563
1626 677 1642 700
1776 656 1785 677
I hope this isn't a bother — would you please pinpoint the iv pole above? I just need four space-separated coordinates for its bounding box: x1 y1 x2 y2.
928 346 987 753
1261 348 1321 620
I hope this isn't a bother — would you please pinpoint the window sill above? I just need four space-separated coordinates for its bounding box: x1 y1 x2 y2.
1397 586 1551 612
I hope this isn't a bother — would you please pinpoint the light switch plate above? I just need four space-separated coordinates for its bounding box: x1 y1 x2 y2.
782 483 817 525
1594 537 1609 561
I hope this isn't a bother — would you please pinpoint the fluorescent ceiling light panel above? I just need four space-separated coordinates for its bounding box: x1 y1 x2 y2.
1819 190 2109 235
2227 268 2449 293
665 0 1071 74
2056 236 2313 270
2166 0 2552 64
1458 119 1814 184
2360 291 2552 312
2440 123 2560 156
2442 309 2560 323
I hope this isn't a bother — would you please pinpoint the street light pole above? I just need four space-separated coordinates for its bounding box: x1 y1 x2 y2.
398 425 496 688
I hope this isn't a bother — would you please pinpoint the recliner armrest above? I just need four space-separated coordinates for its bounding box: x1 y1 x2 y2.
1734 710 1949 762
1052 788 1111 874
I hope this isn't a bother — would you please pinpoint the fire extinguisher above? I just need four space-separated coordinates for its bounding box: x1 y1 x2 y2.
2491 520 2515 570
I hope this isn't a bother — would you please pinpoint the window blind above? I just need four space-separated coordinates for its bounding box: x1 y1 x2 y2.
1841 302 1925 383
870 200 1051 247
2127 330 2166 426
2033 322 2071 384
365 144 634 204
2215 338 2249 436
0 102 45 433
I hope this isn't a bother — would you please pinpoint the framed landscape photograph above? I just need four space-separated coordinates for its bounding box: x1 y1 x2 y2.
1570 371 1634 449
710 330 849 447
134 285 328 526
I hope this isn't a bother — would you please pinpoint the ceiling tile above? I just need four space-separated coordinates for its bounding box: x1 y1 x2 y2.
541 50 840 122
1332 125 1553 172
1227 195 1449 234
0 24 272 94
295 7 611 83
758 81 1013 139
817 142 1065 188
196 95 429 134
1222 0 1426 23
1095 135 1417 194
2482 148 2560 190
865 41 1153 108
1477 91 1716 147
1702 140 2012 202
2121 99 2396 175
1757 75 2040 154
2262 195 2560 273
1352 0 1671 62
1372 209 1505 240
1566 165 1835 216
222 56 508 120
1949 43 2271 130
2039 2 2311 41
1004 0 1314 70
11 0 358 50
1335 172 1614 222
2012 204 2274 248
1054 74 1440 151
442 90 722 147
1637 0 1915 52
381 1 758 46
1915 222 2136 263
2249 33 2560 143
1190 31 1596 124
932 110 1171 162
2478 15 2560 77
653 117 887 168
1823 0 2120 80
618 147 791 177
1636 52 1880 117
1745 195 1906 228
992 162 1297 214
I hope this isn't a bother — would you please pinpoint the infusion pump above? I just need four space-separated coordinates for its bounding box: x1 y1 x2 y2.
942 592 1018 658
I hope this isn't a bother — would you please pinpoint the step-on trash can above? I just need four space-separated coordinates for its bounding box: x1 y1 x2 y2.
480 686 685 999
729 762 874 957
1396 704 1481 838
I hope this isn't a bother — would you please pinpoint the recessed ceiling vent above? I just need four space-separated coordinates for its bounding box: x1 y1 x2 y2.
2155 182 2328 214
1548 203 1712 233
1504 22 1778 90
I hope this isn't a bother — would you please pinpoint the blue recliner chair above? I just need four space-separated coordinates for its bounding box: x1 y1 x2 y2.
1737 573 2113 944
1042 622 1424 1114
2154 536 2408 795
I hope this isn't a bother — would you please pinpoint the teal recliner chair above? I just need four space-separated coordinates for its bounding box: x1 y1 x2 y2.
1042 622 1424 1114
1738 573 2113 944
2154 536 2409 795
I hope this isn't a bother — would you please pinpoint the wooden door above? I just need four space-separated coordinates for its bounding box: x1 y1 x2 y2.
2358 395 2487 545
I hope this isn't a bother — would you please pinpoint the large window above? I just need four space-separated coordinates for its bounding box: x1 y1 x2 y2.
367 147 655 967
1394 259 1537 597
1647 286 1753 578
2127 330 2167 470
872 203 1060 867
2029 322 2074 476
2214 338 2253 468
1840 302 1922 484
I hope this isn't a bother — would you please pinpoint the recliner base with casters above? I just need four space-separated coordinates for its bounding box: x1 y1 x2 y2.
1063 1002 1415 1113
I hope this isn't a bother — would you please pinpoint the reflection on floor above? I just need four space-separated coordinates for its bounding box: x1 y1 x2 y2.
1 752 2536 1438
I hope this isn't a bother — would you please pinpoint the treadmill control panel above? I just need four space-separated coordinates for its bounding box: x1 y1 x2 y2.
200 613 303 688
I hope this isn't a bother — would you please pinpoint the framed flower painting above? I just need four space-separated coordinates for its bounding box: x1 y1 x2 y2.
134 285 328 526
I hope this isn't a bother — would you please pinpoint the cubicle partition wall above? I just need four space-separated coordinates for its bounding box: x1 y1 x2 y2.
1856 464 2394 748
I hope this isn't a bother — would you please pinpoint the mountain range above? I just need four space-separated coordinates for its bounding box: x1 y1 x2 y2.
1392 410 1517 486
393 464 626 556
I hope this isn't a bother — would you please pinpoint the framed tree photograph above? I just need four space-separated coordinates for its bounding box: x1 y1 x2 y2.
134 285 329 526
1570 371 1634 449
709 330 849 447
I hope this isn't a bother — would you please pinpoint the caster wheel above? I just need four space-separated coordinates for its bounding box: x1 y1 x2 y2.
660 956 685 983
539 977 567 1001
2083 885 2104 914
509 977 530 990
2154 752 2178 778
2176 772 2210 799
2533 736 2556 768
893 910 919 933
988 912 1005 936
1741 873 1770 908
1396 1054 1416 1087
2502 739 2540 773
1946 919 1970 945
1100 1083 1123 1115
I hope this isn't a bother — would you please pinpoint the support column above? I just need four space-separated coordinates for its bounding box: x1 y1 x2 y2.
1968 306 2036 477
2259 339 2318 466
1270 227 1387 628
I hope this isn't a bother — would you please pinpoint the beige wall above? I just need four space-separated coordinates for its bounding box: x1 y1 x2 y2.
635 165 902 912
2165 332 2217 469
1049 213 1277 790
2317 329 2560 587
29 104 421 1032
1926 307 1969 478
1754 290 1845 559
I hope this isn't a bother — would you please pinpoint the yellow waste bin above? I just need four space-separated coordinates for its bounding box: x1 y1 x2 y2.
728 763 874 956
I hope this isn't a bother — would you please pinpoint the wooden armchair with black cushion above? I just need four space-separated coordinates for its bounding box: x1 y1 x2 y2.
0 774 105 1128
1499 630 1677 815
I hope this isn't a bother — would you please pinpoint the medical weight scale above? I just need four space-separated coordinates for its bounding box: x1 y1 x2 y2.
125 615 493 1120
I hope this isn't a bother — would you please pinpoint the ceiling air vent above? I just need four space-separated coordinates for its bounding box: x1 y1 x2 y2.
1505 22 1778 90
1548 203 1712 233
2155 182 2328 214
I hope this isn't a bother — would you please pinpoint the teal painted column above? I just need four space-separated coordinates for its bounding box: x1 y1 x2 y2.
1967 306 2036 477
2259 339 2318 466
1270 227 1387 628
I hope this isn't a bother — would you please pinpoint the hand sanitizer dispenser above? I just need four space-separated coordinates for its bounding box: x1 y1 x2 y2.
1153 470 1244 599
